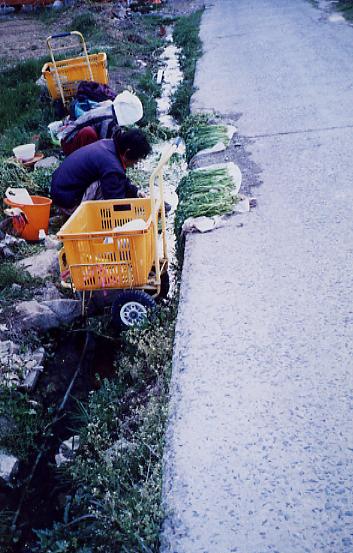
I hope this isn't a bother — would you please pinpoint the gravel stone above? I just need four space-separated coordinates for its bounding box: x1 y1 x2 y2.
0 452 19 484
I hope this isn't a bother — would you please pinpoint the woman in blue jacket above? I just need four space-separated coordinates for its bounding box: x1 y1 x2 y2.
51 129 151 214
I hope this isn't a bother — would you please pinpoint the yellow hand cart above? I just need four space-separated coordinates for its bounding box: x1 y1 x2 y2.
42 31 108 108
57 138 181 330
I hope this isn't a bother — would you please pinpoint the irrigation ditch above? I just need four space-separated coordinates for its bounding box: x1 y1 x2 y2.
0 3 243 551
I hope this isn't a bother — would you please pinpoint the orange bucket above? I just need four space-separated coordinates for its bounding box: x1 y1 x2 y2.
4 195 52 241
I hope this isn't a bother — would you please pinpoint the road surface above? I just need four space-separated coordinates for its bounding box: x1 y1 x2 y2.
162 1 353 552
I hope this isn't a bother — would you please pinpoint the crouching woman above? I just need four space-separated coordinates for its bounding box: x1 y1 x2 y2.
51 129 151 215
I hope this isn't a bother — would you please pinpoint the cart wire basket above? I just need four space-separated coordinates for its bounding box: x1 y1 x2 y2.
42 31 108 107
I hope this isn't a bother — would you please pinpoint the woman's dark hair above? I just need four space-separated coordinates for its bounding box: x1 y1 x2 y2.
114 128 151 161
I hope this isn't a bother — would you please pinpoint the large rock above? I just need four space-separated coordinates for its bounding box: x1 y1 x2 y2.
17 249 59 279
104 438 137 465
0 417 16 440
0 341 19 356
16 299 81 331
0 341 45 390
16 301 57 331
52 0 64 11
55 436 80 468
35 282 62 302
0 452 19 484
34 156 59 169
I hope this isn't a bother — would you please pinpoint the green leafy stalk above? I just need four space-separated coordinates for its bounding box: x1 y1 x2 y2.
180 117 231 162
175 168 237 238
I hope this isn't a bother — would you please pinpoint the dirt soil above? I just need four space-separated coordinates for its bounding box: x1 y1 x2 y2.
0 0 205 64
0 9 73 62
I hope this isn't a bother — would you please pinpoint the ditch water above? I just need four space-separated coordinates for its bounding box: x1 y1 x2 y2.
1 25 186 551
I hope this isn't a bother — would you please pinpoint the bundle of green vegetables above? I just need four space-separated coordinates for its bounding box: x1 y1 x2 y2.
174 167 237 237
180 114 232 162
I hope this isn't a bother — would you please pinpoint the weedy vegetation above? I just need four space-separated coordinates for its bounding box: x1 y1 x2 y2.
0 159 56 200
0 263 37 290
170 9 203 122
0 58 55 157
0 388 49 461
69 11 98 36
335 1 353 19
33 303 177 553
0 262 43 306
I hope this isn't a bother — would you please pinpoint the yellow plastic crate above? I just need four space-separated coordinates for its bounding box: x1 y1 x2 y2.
42 52 108 102
57 199 156 292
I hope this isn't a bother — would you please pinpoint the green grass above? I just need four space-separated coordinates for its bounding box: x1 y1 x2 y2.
69 11 97 35
136 70 161 128
0 58 55 156
108 17 167 138
170 9 203 122
68 11 106 43
0 262 36 290
336 1 353 18
0 262 42 306
0 388 49 461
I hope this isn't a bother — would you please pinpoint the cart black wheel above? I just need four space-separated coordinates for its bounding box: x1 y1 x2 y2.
159 271 170 299
112 290 157 331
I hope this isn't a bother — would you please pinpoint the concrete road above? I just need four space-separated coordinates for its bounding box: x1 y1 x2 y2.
161 1 353 552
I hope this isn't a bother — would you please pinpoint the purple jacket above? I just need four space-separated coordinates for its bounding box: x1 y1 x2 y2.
51 139 138 209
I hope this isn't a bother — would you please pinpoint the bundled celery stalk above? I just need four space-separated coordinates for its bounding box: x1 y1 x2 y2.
180 113 235 162
175 166 238 237
182 124 232 162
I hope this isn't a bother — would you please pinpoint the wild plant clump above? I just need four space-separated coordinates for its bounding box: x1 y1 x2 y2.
174 167 237 237
0 262 35 290
0 158 56 200
0 388 49 460
33 304 177 553
0 159 33 198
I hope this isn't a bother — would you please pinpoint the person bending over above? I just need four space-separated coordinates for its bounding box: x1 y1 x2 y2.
59 90 143 156
51 129 151 215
